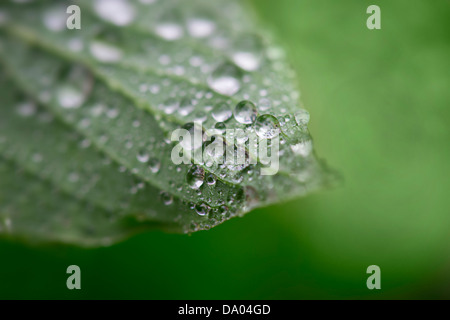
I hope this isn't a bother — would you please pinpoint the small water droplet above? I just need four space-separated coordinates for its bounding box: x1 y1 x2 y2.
137 149 150 163
160 98 179 115
57 85 85 109
208 63 241 96
291 139 312 156
186 165 205 190
258 98 271 111
43 6 66 32
160 191 173 205
178 97 194 116
206 174 216 186
94 0 136 26
294 109 310 125
234 100 257 124
149 158 160 173
90 40 123 63
186 18 215 38
16 101 36 117
255 114 280 139
212 101 232 122
195 203 210 216
155 22 184 41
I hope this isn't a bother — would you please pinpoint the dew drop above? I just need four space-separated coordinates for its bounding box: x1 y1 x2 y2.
255 114 280 139
291 139 312 157
258 98 271 111
178 98 194 116
94 0 136 26
161 98 179 115
155 22 184 41
208 63 241 96
195 203 210 216
294 109 310 125
232 35 263 71
90 40 123 63
206 174 216 186
234 100 257 124
186 165 205 190
160 191 173 205
186 18 215 38
43 6 66 32
212 101 232 122
16 101 36 117
137 149 150 163
149 158 161 173
57 85 84 109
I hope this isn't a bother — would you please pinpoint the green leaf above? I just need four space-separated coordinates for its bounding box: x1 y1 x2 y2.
0 0 334 245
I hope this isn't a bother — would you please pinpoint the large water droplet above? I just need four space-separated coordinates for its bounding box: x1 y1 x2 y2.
90 40 123 63
195 203 210 216
212 101 232 122
208 63 241 96
94 0 136 26
186 18 215 38
234 100 257 124
255 114 280 139
186 165 205 190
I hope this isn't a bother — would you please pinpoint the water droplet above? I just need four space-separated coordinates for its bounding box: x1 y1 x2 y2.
106 108 119 119
155 22 183 41
32 153 43 163
258 98 271 111
294 109 310 125
214 122 227 133
206 174 216 186
161 98 179 115
94 0 136 26
137 149 150 163
90 40 123 63
195 203 210 216
68 172 79 183
160 191 173 205
16 101 36 117
232 35 263 71
255 114 280 139
232 52 261 72
43 6 66 32
178 98 194 116
291 139 312 157
186 165 205 190
186 18 215 38
234 100 257 124
149 158 160 173
57 85 85 109
212 102 232 122
208 63 241 96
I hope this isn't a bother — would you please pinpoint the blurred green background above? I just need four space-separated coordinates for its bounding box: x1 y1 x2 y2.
1 0 449 299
